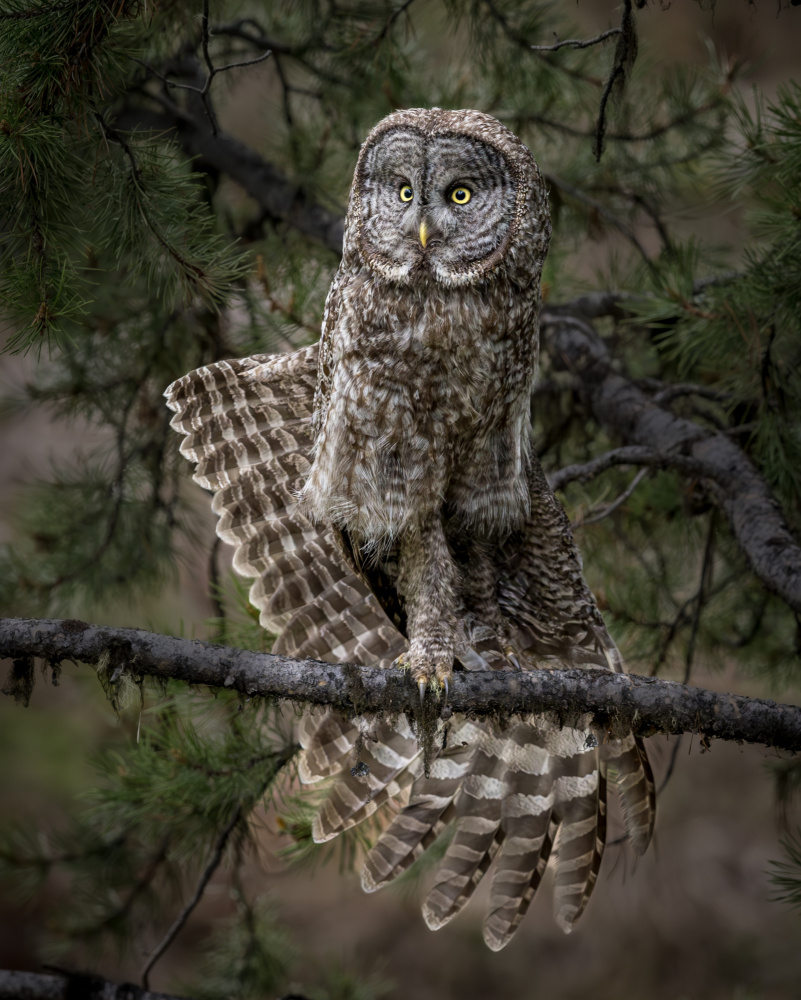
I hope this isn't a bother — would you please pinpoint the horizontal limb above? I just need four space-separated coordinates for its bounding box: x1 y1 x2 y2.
2 618 800 752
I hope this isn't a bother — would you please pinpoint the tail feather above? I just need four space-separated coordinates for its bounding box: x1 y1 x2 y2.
482 718 557 951
298 709 358 784
552 759 607 933
603 734 655 854
481 718 604 949
421 728 510 931
484 817 558 951
312 715 420 843
362 720 482 891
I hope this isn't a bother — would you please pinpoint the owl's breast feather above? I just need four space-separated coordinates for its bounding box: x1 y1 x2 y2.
300 274 539 540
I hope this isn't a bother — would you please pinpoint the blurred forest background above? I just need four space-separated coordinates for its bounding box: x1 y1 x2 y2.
1 1 801 998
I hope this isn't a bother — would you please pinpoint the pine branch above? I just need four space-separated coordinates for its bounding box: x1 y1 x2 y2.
541 310 801 616
1 618 800 751
111 103 344 254
0 968 187 1000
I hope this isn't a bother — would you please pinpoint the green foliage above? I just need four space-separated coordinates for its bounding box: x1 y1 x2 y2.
183 898 296 1000
630 84 801 516
0 681 304 981
768 835 801 913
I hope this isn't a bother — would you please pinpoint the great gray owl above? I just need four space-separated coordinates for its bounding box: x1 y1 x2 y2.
165 108 654 950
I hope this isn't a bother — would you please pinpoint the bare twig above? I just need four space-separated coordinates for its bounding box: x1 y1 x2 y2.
482 0 602 87
133 2 272 136
656 734 684 796
373 0 418 45
2 618 801 751
548 446 709 493
594 0 636 162
141 804 242 988
683 512 716 685
574 467 649 528
545 171 655 266
531 27 621 52
501 87 727 144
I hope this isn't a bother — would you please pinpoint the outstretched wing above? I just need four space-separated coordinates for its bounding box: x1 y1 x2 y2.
164 345 411 825
165 346 654 948
164 345 404 668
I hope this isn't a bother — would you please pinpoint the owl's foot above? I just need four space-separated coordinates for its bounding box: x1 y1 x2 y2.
455 615 522 672
475 641 522 672
393 643 453 702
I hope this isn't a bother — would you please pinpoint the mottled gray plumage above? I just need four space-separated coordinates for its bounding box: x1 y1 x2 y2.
165 108 654 950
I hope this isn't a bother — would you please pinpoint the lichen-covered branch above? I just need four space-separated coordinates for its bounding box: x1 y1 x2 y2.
1 618 799 751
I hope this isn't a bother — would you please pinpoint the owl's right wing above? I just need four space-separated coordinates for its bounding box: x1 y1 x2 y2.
164 344 403 666
164 345 410 787
359 458 655 950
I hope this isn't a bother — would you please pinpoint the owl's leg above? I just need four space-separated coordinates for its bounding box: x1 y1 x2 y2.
458 536 520 670
395 511 457 698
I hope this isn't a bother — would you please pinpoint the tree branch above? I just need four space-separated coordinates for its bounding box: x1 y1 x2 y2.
141 805 241 989
594 0 636 161
111 103 344 254
540 310 801 615
548 445 711 492
530 27 621 52
0 968 188 1000
1 618 799 751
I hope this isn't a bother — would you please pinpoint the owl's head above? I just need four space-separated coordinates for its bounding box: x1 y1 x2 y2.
345 108 549 289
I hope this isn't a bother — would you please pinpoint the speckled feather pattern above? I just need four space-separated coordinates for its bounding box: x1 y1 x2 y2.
164 108 654 949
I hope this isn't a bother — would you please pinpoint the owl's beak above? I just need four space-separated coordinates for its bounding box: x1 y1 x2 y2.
418 220 428 249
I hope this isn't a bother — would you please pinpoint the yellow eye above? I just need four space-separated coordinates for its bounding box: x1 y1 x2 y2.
451 187 471 205
399 184 414 203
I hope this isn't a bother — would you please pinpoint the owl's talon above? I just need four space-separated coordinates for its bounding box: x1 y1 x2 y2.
503 645 521 671
418 679 428 702
443 676 449 702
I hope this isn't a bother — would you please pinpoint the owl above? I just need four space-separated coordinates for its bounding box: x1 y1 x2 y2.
165 108 654 950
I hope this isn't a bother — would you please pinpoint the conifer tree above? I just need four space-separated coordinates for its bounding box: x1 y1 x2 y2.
1 2 800 997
